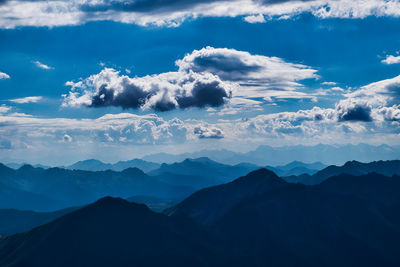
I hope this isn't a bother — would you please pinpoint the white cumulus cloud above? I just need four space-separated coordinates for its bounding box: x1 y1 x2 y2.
382 54 400 65
0 71 10 79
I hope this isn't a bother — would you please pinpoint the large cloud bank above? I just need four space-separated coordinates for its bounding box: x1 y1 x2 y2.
63 47 318 111
1 0 400 29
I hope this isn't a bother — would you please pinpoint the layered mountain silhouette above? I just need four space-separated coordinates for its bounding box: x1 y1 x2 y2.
65 158 160 172
0 164 194 211
285 160 400 185
142 143 400 165
148 157 258 188
266 160 326 176
1 168 400 266
213 172 400 266
165 168 287 225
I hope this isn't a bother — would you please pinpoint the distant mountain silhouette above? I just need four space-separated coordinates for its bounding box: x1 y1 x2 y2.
0 180 64 211
0 207 78 236
5 163 50 170
66 158 160 172
142 144 400 165
165 169 287 225
286 160 400 185
0 197 218 267
266 161 326 176
0 164 194 211
148 157 259 188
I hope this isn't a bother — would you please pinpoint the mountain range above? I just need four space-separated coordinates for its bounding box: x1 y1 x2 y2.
285 159 400 185
2 158 400 212
142 143 400 166
1 168 400 266
65 158 161 173
0 164 194 211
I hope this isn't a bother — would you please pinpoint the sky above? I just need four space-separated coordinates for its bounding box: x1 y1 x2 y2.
1 0 400 165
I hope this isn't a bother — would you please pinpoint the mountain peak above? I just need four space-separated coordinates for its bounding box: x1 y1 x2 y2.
18 164 37 171
236 168 282 184
167 168 287 225
247 168 278 177
120 167 146 176
75 196 153 218
343 160 363 167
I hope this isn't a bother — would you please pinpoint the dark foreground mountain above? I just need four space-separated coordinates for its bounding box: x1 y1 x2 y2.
0 197 218 267
213 173 400 266
126 195 181 212
165 168 287 225
285 160 400 185
0 207 78 236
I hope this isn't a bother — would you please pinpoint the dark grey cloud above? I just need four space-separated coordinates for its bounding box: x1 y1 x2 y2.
64 68 231 112
190 54 262 81
338 104 372 122
176 80 230 109
256 0 313 3
176 47 318 89
80 0 224 13
90 80 155 109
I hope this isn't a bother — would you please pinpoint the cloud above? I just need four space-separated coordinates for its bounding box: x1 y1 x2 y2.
9 96 43 104
345 74 400 107
0 105 11 113
194 126 224 138
243 14 266 23
79 0 227 13
336 100 373 122
63 134 72 142
177 47 318 85
382 54 400 65
64 47 318 111
321 81 337 86
33 61 54 70
0 112 190 145
177 47 318 103
0 71 10 79
63 68 231 111
1 0 400 29
375 105 400 122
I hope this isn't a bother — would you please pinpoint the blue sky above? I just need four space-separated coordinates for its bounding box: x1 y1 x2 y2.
1 0 400 164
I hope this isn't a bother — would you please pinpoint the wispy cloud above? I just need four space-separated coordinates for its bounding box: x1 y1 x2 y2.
0 105 11 113
0 71 10 79
381 54 400 65
9 96 43 104
321 81 337 86
33 61 54 70
1 0 400 29
243 14 266 23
